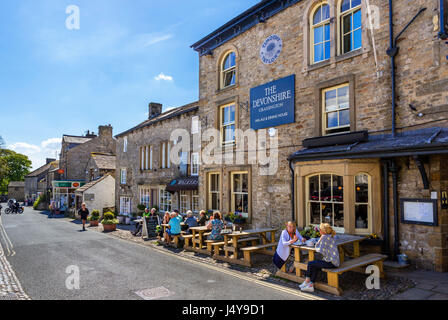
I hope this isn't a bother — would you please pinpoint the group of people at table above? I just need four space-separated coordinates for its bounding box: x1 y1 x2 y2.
136 207 340 294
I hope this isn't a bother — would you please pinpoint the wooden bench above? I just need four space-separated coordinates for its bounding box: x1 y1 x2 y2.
239 243 277 265
321 253 387 295
183 234 194 248
212 237 260 256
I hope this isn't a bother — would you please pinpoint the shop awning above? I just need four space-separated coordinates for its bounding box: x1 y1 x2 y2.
166 176 199 193
289 127 448 162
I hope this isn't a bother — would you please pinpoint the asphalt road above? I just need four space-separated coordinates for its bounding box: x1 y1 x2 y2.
0 206 313 300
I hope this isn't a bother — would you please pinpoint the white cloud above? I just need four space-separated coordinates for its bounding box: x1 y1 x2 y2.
154 73 173 81
41 137 62 151
8 138 61 170
8 142 41 155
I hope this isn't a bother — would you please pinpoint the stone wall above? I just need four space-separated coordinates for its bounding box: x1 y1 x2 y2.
195 0 448 270
65 126 116 181
115 105 198 214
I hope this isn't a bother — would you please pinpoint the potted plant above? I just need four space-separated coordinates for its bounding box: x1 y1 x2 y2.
300 225 321 240
88 210 100 226
101 212 119 232
233 213 247 225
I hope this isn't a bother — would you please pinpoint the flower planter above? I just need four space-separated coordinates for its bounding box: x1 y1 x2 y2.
102 224 117 232
89 220 99 227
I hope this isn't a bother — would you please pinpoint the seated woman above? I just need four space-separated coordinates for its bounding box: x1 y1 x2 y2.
158 211 171 240
206 211 224 241
197 210 207 226
300 223 340 293
164 212 181 245
273 221 304 273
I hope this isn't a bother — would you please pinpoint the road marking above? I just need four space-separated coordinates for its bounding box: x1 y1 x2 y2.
0 216 30 300
0 215 15 257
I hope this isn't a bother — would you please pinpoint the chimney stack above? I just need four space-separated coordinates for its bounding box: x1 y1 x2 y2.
99 125 113 138
148 102 162 119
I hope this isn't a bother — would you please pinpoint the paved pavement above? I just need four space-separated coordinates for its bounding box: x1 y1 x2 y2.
0 206 314 300
389 270 448 300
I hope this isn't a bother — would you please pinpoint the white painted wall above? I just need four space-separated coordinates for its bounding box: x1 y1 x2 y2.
83 175 115 213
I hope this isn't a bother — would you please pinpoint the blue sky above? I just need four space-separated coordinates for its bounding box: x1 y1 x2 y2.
0 0 259 170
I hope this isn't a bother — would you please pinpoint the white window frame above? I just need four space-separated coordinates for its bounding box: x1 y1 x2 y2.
310 2 331 64
120 168 127 185
191 153 199 176
230 171 249 218
220 51 236 89
180 190 190 214
220 103 236 146
208 172 220 211
123 137 128 153
192 190 199 214
139 187 151 208
322 83 350 135
119 197 131 216
338 0 362 55
159 188 172 213
191 116 199 134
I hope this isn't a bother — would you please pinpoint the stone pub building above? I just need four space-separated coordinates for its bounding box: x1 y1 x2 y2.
191 0 448 271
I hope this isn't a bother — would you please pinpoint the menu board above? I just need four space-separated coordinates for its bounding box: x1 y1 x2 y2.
401 198 438 226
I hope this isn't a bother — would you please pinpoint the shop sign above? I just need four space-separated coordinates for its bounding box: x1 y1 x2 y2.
54 181 85 188
250 74 295 130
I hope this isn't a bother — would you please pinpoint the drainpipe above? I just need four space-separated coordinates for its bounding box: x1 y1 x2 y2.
289 158 295 222
382 161 390 258
387 3 427 138
440 0 448 39
389 160 400 261
388 0 397 138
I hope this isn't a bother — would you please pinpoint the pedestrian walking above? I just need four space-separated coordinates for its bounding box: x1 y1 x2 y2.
78 203 89 231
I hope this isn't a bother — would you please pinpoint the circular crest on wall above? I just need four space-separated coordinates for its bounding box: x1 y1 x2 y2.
260 34 283 65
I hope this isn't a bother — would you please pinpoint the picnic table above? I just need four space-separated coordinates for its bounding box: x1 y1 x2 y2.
161 222 185 234
275 234 386 296
213 228 277 267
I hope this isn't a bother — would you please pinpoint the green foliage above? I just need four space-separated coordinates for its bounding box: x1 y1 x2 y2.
88 210 100 221
137 203 146 211
299 225 321 239
101 211 118 225
0 149 32 194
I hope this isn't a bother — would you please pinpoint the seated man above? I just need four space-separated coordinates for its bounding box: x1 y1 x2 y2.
184 210 198 234
133 208 151 236
165 212 181 244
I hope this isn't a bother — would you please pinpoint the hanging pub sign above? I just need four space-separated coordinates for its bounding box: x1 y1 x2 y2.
250 74 295 130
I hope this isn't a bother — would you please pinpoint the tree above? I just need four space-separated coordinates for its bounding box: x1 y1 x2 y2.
0 149 32 194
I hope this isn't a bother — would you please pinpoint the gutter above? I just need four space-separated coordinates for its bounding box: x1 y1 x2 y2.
440 0 448 39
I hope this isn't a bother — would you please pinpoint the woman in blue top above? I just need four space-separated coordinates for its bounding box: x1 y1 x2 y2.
206 211 224 241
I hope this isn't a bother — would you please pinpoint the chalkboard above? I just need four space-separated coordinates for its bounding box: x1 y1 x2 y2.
144 216 160 238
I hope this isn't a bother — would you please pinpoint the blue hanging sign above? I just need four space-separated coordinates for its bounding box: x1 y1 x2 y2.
250 74 295 130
